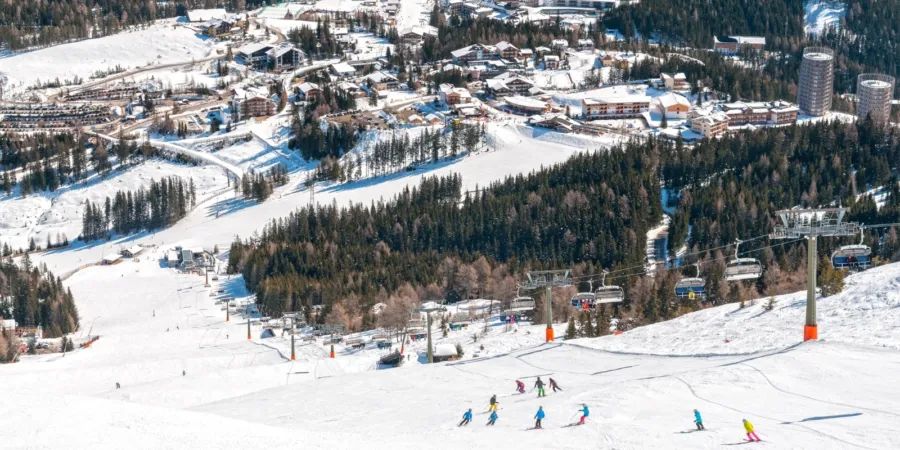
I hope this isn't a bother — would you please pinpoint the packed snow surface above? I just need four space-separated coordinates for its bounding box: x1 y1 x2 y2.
804 0 846 35
3 251 900 449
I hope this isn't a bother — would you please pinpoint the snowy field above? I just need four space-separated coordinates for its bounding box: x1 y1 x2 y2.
0 160 228 253
0 21 217 96
4 251 900 449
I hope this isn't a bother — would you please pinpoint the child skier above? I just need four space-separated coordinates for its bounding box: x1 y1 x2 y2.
488 394 498 412
534 377 546 397
579 404 589 425
742 419 760 441
459 409 473 427
515 380 526 394
549 377 562 392
487 411 498 426
694 409 705 431
534 406 545 429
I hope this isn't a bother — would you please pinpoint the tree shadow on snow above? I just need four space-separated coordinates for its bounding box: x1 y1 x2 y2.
204 195 257 218
312 153 469 196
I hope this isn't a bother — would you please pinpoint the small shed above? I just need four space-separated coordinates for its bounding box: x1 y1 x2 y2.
122 245 143 257
102 254 122 265
433 343 460 362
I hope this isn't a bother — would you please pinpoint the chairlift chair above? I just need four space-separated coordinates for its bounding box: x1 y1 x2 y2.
594 270 624 304
571 281 596 309
724 240 763 281
675 263 706 297
509 286 536 312
832 228 871 269
509 296 536 312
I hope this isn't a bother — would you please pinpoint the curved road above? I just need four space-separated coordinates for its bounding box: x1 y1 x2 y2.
89 131 244 179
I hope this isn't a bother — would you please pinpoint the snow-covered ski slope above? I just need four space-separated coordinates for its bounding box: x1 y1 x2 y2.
4 252 900 449
0 21 216 97
804 0 846 35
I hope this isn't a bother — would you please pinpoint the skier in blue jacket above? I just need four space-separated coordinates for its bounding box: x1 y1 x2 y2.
459 408 473 427
534 406 545 429
694 409 705 431
487 410 498 426
579 404 589 425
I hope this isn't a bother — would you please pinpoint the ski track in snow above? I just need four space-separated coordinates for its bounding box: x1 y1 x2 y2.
3 257 900 448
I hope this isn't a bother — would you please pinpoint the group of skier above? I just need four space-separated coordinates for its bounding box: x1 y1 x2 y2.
459 376 587 429
459 378 761 441
519 376 561 397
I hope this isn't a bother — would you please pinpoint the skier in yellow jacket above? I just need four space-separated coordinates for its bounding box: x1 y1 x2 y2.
743 419 760 442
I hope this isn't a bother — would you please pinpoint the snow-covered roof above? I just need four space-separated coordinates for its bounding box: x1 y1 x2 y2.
495 41 518 52
366 71 398 83
505 96 548 110
167 251 179 261
103 254 122 263
237 43 272 56
433 343 459 357
660 72 687 81
126 245 143 255
330 62 357 74
187 9 228 22
544 55 559 62
654 92 691 109
401 25 438 37
298 82 319 94
408 114 424 123
584 95 651 105
267 44 300 58
451 45 478 58
692 113 729 124
486 78 507 90
714 36 766 46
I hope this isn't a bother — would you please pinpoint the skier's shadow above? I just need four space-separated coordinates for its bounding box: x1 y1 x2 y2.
781 412 862 424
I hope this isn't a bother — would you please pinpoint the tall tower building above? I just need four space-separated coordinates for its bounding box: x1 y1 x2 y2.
797 47 834 116
856 73 895 122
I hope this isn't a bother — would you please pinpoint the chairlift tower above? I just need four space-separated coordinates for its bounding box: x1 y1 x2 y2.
770 208 861 341
419 302 447 364
522 270 572 342
320 325 345 358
